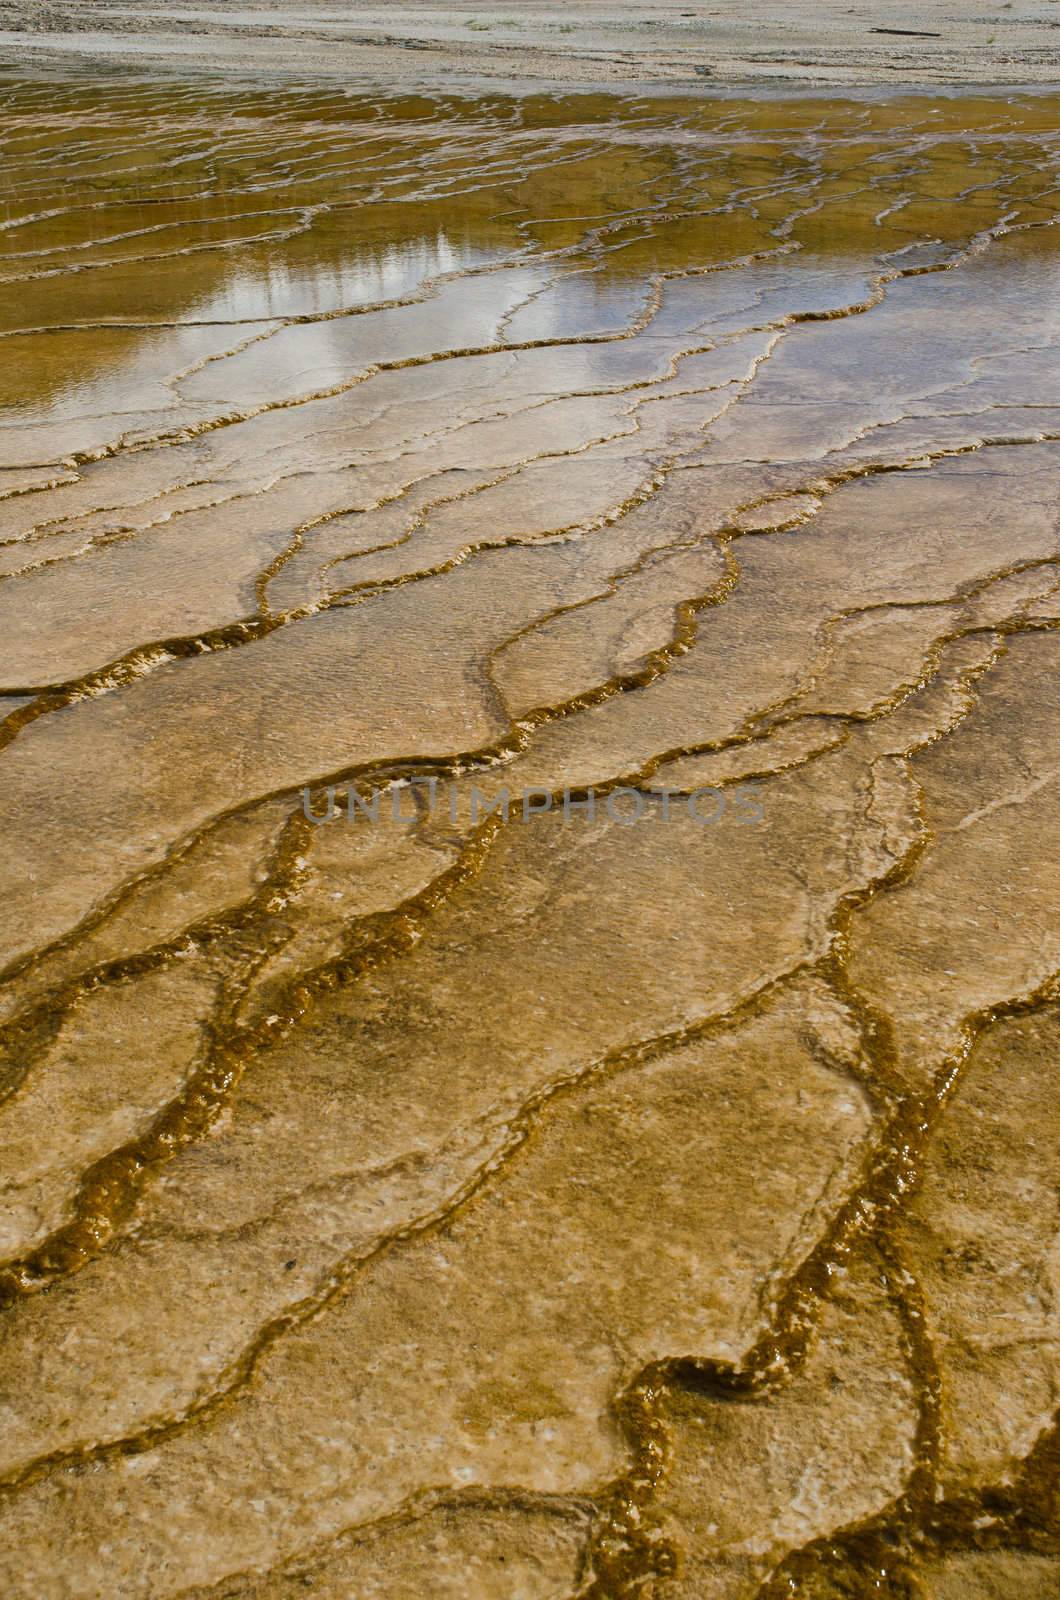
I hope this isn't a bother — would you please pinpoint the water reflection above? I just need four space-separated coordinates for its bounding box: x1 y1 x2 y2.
2 78 1059 411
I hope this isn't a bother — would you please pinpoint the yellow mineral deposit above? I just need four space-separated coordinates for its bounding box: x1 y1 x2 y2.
0 73 1057 1599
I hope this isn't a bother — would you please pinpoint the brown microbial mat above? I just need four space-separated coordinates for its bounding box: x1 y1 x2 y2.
0 77 1058 1598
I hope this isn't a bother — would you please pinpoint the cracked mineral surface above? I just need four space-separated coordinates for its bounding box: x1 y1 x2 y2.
0 75 1058 1599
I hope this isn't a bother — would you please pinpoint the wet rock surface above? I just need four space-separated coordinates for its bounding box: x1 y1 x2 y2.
0 80 1057 1597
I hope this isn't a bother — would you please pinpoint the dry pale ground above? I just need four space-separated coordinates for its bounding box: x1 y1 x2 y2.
0 0 1060 86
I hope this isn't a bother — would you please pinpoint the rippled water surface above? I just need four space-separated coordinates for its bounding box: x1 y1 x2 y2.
0 78 1058 1599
